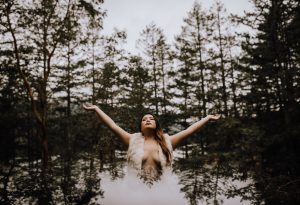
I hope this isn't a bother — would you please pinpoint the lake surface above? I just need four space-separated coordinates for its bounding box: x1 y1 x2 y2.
0 147 263 205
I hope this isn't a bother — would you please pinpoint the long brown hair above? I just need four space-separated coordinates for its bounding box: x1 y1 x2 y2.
139 113 172 165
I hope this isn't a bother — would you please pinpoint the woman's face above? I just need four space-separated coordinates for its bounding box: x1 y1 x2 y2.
140 114 157 132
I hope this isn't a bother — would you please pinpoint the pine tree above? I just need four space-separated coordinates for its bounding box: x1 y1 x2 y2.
119 55 151 131
209 0 233 117
137 23 163 115
93 30 127 161
240 0 298 125
173 2 212 156
0 0 75 171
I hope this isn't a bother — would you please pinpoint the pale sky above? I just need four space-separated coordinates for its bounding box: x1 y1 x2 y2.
102 0 254 55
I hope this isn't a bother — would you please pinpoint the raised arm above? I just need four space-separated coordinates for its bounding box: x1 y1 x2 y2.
169 114 221 149
83 103 132 147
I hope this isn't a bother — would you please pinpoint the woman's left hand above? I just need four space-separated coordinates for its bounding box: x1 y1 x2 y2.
207 114 221 121
83 103 97 111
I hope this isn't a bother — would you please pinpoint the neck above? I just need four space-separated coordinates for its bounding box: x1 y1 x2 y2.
142 129 156 139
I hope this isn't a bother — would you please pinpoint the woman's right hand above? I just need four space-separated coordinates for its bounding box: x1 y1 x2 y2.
82 102 131 146
83 103 97 111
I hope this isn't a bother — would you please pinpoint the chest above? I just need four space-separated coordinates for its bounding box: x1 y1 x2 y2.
143 140 160 161
127 133 172 171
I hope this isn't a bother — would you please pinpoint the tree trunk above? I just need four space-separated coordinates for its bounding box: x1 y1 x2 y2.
152 50 159 115
216 8 228 117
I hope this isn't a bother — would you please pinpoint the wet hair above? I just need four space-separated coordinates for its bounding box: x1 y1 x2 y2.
139 113 172 165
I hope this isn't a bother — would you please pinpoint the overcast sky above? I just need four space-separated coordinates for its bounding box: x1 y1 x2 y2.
101 0 254 55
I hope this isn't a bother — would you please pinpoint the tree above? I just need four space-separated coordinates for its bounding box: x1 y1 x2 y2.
137 23 165 115
119 55 151 132
209 0 234 117
173 2 212 156
240 0 298 124
0 0 75 171
0 0 107 171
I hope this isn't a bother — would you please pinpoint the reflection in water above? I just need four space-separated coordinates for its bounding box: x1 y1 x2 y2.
2 142 267 205
172 148 257 205
92 167 253 205
139 165 163 186
0 154 255 205
93 170 188 205
87 148 255 205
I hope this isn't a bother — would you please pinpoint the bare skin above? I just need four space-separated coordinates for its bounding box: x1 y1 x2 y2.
83 103 221 171
140 115 162 174
141 138 162 179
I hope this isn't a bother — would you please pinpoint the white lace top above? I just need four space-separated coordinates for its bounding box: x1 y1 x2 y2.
127 132 173 181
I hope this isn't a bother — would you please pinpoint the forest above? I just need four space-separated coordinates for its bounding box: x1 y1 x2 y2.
0 0 299 204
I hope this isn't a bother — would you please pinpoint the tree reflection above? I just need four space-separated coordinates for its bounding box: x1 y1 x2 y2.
173 143 258 205
1 135 299 205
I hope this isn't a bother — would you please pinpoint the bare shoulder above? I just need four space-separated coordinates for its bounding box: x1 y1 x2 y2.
163 133 174 150
128 133 137 139
163 133 172 142
163 133 170 138
128 132 139 141
129 133 138 138
118 132 134 147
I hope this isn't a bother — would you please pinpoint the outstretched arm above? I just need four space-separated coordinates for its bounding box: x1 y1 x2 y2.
83 103 132 147
169 114 221 149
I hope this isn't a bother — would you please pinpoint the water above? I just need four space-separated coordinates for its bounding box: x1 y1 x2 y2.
0 151 257 205
90 167 253 205
88 148 255 205
93 170 188 205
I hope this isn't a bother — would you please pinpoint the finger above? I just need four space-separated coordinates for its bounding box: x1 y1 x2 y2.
83 103 92 108
85 102 93 106
83 104 92 109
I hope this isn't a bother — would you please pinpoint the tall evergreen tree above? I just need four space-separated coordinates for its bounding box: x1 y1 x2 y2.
137 23 164 115
93 30 127 160
0 0 75 170
0 0 107 171
184 1 212 118
173 2 212 155
119 55 151 131
209 0 233 117
240 0 298 125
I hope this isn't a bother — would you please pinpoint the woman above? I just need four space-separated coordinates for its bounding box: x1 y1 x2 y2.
83 103 221 185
